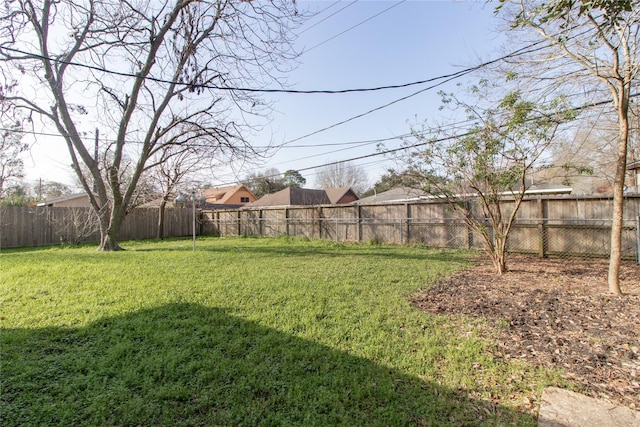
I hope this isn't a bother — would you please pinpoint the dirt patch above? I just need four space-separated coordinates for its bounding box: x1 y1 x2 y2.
412 256 640 411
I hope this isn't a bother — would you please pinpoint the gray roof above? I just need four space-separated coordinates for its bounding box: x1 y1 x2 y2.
356 187 428 205
357 182 572 206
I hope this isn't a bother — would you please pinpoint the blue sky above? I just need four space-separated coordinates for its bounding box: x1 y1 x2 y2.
24 0 507 190
239 0 507 190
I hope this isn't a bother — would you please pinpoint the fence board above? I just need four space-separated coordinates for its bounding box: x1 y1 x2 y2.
0 206 192 249
200 195 640 260
3 195 640 260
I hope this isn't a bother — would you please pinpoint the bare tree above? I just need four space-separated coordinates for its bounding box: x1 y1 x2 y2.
497 0 640 293
535 107 619 193
147 142 209 240
49 207 100 245
315 161 368 196
0 0 303 250
0 123 27 200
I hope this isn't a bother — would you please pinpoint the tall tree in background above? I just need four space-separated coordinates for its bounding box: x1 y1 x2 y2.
242 168 306 198
243 168 285 199
362 168 421 197
0 123 27 200
498 0 640 293
315 161 368 195
0 0 303 250
282 169 306 188
148 143 208 240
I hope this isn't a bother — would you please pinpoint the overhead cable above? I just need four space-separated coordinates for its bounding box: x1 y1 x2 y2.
303 0 406 54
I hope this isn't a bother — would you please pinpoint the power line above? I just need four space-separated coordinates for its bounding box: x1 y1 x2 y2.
215 92 640 187
0 23 581 100
303 1 406 54
0 45 480 95
278 40 561 146
2 92 630 148
297 1 353 36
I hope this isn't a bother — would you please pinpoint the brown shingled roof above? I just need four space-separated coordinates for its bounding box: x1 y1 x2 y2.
202 184 255 204
248 187 330 207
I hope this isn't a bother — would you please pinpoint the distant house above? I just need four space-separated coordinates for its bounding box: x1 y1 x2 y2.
37 193 91 208
200 184 257 209
355 187 429 205
356 182 572 206
324 187 360 204
141 184 257 210
519 181 572 196
247 187 359 208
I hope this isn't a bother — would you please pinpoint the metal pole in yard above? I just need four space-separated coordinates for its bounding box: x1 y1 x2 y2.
192 191 196 252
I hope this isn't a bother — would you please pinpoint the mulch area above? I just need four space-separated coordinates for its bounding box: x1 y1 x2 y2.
411 256 640 411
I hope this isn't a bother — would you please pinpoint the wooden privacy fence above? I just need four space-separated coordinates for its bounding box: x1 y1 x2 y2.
0 206 193 249
203 195 640 260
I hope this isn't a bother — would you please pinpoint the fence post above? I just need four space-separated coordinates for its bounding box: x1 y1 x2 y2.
636 215 639 265
537 198 548 258
357 205 362 242
237 210 242 236
259 209 264 237
405 203 411 245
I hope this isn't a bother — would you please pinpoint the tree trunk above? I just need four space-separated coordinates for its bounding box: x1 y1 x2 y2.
493 238 508 275
607 100 629 295
97 205 125 251
157 199 167 240
99 234 124 251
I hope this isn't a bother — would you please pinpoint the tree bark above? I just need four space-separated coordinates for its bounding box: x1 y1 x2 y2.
157 199 167 240
607 97 629 295
96 200 125 251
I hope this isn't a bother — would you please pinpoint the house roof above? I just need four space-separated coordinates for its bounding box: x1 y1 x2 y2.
202 184 255 204
356 187 429 205
248 187 330 207
357 182 572 206
522 181 572 195
324 187 357 204
139 184 256 209
37 192 89 207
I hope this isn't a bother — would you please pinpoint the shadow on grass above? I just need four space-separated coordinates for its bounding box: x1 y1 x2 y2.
1 303 533 426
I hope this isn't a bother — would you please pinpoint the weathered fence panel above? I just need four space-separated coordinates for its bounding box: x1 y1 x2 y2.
0 206 192 249
202 195 640 260
288 207 319 239
4 195 640 260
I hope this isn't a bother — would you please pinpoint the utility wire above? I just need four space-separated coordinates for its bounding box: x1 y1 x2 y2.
303 1 405 54
0 45 476 95
1 92 628 149
278 40 561 146
297 1 353 36
212 93 639 187
0 24 583 97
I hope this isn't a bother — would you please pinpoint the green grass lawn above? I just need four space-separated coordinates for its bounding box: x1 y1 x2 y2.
1 237 562 426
